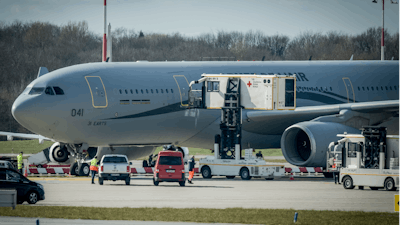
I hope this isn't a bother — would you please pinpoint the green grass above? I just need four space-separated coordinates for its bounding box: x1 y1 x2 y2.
0 206 397 224
0 140 54 154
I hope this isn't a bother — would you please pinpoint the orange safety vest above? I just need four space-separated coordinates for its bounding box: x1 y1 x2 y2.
90 158 98 171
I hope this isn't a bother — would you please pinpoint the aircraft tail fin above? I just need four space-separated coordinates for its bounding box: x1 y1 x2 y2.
37 67 49 78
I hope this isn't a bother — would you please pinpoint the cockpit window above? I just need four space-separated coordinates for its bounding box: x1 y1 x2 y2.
53 86 64 95
45 86 55 95
22 87 31 95
29 87 45 95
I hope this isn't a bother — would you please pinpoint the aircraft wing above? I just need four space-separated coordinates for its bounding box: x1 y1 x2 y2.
0 131 54 143
244 100 399 135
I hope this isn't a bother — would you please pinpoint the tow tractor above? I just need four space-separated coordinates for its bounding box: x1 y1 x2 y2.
328 127 399 191
187 74 296 180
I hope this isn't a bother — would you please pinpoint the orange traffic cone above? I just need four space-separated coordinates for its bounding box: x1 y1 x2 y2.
290 173 294 180
24 167 28 177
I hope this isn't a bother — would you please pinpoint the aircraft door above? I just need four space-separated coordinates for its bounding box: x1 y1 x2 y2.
173 75 189 106
85 76 108 108
342 77 355 103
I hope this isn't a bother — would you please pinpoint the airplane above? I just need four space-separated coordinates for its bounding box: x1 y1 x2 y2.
1 60 398 176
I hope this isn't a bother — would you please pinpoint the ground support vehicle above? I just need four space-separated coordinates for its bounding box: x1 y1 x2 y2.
0 164 45 204
98 154 131 185
335 127 399 191
188 74 293 180
199 148 284 180
153 150 186 186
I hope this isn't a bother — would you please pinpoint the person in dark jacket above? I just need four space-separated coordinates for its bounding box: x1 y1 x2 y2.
188 156 195 184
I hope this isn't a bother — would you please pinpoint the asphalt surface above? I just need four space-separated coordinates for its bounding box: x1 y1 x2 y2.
25 175 397 213
0 217 243 225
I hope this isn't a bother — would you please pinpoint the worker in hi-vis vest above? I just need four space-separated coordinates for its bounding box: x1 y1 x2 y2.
90 156 98 184
188 156 195 184
17 152 23 174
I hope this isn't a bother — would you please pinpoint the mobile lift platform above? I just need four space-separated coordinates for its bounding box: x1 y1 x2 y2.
187 74 296 180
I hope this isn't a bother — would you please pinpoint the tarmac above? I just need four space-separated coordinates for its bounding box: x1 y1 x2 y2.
26 175 397 212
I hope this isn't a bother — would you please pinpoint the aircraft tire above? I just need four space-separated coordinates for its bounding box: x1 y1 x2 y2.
70 162 78 175
78 163 90 176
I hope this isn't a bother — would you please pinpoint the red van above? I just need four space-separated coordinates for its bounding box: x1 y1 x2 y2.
153 151 186 186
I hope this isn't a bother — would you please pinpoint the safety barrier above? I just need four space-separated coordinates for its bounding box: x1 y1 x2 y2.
26 164 323 177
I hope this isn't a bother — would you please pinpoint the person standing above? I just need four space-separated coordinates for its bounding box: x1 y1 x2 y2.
17 152 23 174
188 156 195 184
90 156 98 184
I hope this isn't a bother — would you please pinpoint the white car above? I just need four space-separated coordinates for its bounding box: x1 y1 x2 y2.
98 154 131 185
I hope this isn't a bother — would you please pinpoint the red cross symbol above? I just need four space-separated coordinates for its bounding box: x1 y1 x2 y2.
247 81 252 87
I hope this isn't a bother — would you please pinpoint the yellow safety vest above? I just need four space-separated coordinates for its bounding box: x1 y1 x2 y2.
17 154 23 169
90 158 98 171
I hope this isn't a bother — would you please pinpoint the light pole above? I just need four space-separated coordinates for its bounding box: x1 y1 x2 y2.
372 0 398 61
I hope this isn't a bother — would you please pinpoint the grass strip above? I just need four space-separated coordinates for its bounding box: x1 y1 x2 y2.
0 206 397 225
0 140 53 154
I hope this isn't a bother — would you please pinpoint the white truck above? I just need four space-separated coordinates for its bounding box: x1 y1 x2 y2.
199 148 284 180
189 74 293 180
333 127 399 191
98 154 131 185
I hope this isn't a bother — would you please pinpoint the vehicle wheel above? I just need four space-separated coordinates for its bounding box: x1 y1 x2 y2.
384 178 396 191
343 176 354 189
99 177 104 185
201 166 212 179
27 191 38 204
226 176 235 179
125 177 130 185
265 177 274 180
240 168 251 180
179 181 185 186
370 187 379 190
70 162 78 175
153 178 159 186
142 160 148 168
78 163 90 176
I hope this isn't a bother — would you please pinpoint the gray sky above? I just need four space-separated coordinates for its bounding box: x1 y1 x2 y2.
1 0 399 38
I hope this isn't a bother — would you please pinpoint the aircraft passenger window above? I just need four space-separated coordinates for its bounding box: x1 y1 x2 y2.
389 86 392 90
381 86 383 91
376 87 378 91
125 89 128 94
151 89 153 94
119 89 122 94
166 89 169 93
141 89 144 94
130 89 133 94
136 89 138 94
29 87 45 95
367 87 369 91
330 87 332 91
156 89 158 94
371 87 374 91
171 89 173 93
53 87 64 95
357 87 360 91
394 86 397 90
385 86 388 90
161 89 164 93
362 87 365 91
45 87 55 95
146 89 149 94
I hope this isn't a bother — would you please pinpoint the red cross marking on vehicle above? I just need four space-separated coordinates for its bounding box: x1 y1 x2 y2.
247 81 252 87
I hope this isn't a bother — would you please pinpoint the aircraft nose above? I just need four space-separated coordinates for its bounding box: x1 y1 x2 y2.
11 96 35 128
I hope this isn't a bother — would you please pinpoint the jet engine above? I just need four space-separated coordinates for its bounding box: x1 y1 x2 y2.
49 142 69 163
281 122 360 167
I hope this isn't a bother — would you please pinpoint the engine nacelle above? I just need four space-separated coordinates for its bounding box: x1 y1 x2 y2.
176 147 190 164
49 142 69 163
281 122 360 167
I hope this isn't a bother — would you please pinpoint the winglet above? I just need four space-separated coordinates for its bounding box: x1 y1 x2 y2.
37 67 49 78
350 55 353 61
